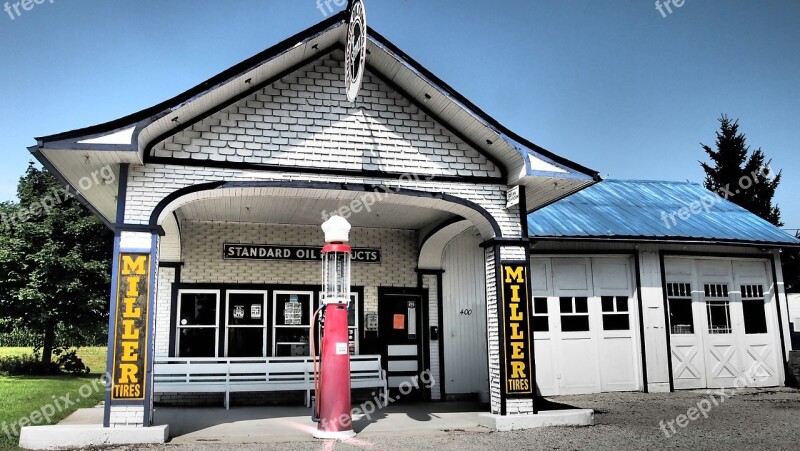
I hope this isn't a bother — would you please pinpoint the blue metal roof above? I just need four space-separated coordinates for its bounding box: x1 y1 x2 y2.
528 179 800 246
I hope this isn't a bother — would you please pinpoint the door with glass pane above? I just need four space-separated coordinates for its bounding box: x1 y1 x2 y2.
666 282 707 389
699 281 741 388
733 260 780 387
225 291 267 357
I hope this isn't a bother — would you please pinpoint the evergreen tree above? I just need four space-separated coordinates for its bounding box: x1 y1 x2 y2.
783 231 800 293
0 163 113 364
700 115 782 226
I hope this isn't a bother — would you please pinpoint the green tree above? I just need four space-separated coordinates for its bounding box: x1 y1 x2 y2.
0 163 113 364
783 231 800 293
700 114 782 226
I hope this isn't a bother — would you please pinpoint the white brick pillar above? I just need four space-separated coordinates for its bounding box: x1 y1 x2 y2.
104 231 160 428
484 243 537 416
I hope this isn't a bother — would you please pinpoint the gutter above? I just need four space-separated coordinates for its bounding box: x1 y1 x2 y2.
529 235 800 249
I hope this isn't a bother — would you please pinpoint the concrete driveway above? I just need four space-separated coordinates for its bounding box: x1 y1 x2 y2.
110 387 800 450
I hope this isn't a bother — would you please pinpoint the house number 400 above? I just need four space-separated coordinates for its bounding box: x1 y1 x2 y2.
460 309 473 316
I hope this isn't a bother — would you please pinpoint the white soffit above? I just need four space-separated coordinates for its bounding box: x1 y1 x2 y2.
77 127 136 146
529 154 568 174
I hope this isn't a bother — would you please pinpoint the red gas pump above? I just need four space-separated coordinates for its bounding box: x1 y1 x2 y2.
311 215 356 439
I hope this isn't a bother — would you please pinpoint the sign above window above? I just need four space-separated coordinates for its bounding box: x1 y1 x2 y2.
223 244 381 264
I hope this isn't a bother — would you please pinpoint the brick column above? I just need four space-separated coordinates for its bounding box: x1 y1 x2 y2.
484 243 537 416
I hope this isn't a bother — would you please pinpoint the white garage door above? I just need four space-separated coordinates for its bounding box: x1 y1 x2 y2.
665 258 781 389
531 256 642 396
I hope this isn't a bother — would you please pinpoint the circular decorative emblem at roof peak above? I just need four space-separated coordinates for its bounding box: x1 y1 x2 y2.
345 0 367 103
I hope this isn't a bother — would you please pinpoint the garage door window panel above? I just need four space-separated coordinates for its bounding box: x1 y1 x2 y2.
705 283 732 334
667 282 694 335
560 296 589 332
601 296 630 331
532 297 549 332
741 284 768 335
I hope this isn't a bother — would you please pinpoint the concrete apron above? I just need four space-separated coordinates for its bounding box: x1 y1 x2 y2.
19 402 593 448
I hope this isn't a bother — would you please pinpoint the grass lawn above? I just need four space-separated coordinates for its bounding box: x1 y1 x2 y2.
0 347 106 375
0 347 107 450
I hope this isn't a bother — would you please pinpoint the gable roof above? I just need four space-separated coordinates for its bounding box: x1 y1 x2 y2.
30 9 599 229
528 179 800 247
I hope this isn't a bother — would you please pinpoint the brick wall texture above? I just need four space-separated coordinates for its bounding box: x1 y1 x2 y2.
151 52 501 179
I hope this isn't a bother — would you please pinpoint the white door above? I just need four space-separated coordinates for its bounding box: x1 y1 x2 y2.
665 281 707 390
732 261 780 387
531 256 641 395
666 258 781 389
593 258 640 392
442 229 489 395
699 280 741 388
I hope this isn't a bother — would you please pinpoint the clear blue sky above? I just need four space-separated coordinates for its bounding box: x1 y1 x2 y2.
1 0 798 230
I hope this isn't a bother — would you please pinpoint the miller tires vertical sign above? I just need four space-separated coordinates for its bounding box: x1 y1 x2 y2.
111 253 150 401
500 264 534 396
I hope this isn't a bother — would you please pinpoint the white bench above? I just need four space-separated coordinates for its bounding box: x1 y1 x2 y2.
153 355 387 409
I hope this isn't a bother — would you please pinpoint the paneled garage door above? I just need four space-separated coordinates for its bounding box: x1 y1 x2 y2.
665 258 781 389
531 256 643 396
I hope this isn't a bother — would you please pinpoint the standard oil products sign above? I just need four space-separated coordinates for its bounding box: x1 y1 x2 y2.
500 264 534 396
111 253 150 401
224 244 381 264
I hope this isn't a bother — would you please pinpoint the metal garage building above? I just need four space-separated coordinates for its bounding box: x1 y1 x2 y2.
527 180 799 394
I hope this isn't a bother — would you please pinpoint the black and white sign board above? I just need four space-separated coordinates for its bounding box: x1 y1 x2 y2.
224 244 381 264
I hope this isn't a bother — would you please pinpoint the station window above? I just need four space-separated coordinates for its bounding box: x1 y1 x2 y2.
226 291 267 357
176 291 219 357
532 297 548 332
667 282 694 335
601 296 630 330
559 296 589 332
741 284 768 335
272 291 313 357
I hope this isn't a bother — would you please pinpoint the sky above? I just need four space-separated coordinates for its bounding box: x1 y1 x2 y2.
0 0 798 231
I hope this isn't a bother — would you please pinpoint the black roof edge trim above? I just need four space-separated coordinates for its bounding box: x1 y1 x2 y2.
367 27 600 180
35 12 349 143
27 145 115 231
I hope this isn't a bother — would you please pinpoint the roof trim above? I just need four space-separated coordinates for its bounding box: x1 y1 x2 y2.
530 235 800 249
35 12 350 143
366 28 600 181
